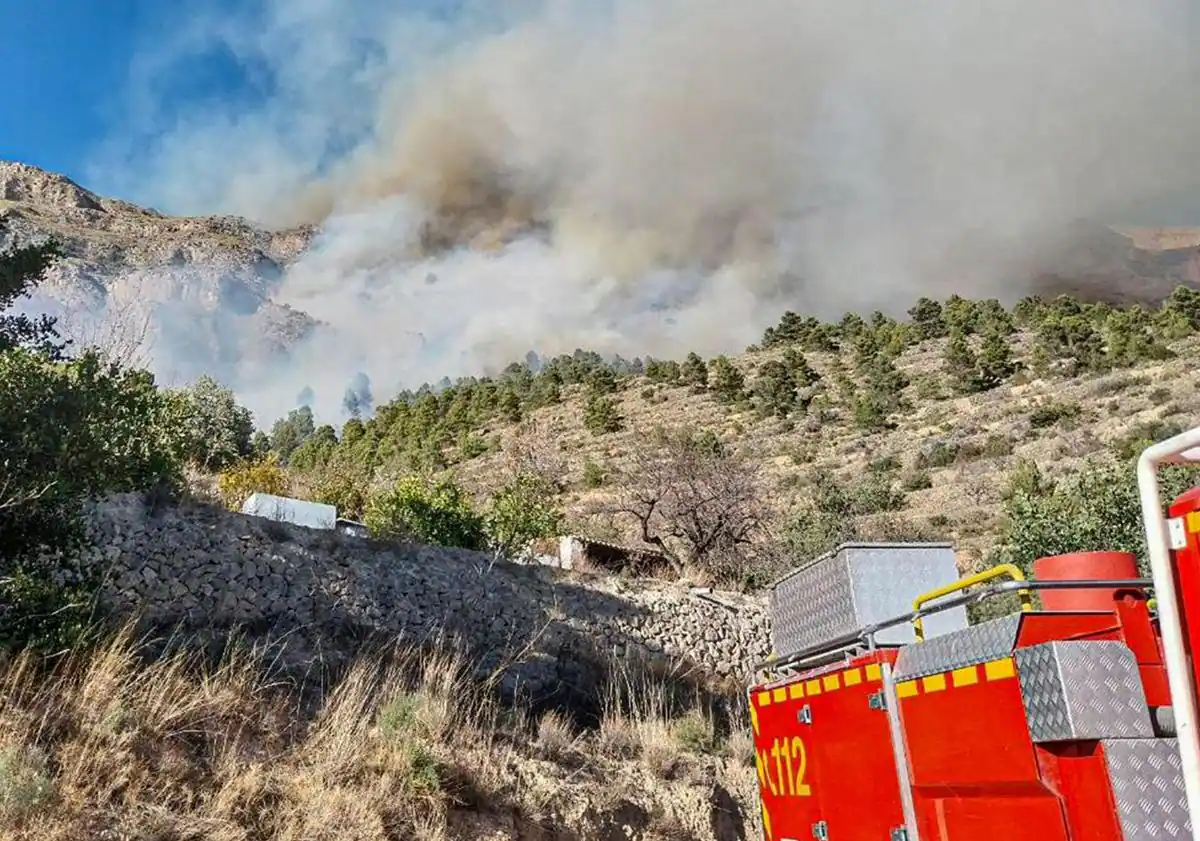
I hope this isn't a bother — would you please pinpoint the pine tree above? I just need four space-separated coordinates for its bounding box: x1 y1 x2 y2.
583 393 623 435
783 348 821 388
680 352 709 391
976 330 1019 390
710 356 746 404
498 387 523 423
942 330 980 393
585 366 618 395
907 297 946 340
752 360 797 418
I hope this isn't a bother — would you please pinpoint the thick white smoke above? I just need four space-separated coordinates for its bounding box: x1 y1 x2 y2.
84 0 1200 424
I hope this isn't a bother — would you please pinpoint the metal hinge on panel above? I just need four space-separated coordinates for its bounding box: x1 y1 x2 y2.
868 690 887 711
1169 517 1188 550
890 829 909 841
812 821 828 840
797 704 813 725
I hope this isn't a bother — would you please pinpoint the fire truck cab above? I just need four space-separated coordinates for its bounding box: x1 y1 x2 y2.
748 427 1200 841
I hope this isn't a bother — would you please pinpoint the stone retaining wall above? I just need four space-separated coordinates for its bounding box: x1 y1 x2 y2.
73 494 772 703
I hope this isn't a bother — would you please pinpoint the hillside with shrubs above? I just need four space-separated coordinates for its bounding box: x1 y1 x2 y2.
6 213 1200 838
225 280 1200 590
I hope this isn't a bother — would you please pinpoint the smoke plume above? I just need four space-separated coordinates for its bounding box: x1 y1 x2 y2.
83 0 1200 423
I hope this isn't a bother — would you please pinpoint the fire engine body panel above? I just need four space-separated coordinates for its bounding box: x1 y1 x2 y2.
748 508 1200 841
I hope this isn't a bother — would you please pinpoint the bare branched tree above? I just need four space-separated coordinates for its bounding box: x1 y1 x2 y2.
606 426 767 581
0 477 55 514
55 282 155 370
958 461 997 506
495 417 567 492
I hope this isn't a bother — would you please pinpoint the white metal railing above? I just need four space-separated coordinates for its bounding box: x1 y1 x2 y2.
1138 427 1200 841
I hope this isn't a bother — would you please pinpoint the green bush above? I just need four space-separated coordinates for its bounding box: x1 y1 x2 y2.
914 441 960 470
483 473 564 560
1029 402 1081 429
582 459 606 489
1110 420 1186 462
0 229 191 651
997 457 1200 577
364 476 487 550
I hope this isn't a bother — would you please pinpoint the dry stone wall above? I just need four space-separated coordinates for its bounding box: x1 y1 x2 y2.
72 494 771 704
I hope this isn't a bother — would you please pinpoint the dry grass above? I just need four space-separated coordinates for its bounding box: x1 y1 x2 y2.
0 628 754 841
454 332 1200 564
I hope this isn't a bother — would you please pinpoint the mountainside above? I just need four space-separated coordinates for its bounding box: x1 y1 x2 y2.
0 162 317 382
5 160 1200 397
452 330 1200 572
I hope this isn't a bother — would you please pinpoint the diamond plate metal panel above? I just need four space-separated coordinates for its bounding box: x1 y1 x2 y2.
1015 641 1153 743
769 549 854 655
847 545 969 645
1102 738 1192 841
769 543 967 655
893 614 1022 680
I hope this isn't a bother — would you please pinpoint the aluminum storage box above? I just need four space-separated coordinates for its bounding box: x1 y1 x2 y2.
769 542 969 656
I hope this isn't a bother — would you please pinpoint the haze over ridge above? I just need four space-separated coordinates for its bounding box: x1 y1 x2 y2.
50 0 1200 421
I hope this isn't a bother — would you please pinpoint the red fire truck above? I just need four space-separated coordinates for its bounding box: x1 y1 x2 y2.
748 427 1200 841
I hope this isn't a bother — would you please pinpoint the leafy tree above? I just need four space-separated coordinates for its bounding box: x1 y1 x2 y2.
0 346 185 649
364 475 487 550
483 473 564 561
269 406 315 463
997 457 1200 578
166 374 254 471
0 224 67 358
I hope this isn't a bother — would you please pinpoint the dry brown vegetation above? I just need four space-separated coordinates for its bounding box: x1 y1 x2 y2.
0 627 755 841
457 333 1200 569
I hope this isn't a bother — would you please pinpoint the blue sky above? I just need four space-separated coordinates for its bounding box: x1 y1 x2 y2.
2 1 243 186
6 0 1200 225
2 0 477 215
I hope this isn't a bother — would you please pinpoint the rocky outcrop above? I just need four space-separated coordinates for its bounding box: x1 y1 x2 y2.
0 161 317 384
72 494 771 705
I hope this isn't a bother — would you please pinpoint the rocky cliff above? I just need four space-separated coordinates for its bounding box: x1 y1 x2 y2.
0 161 316 383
